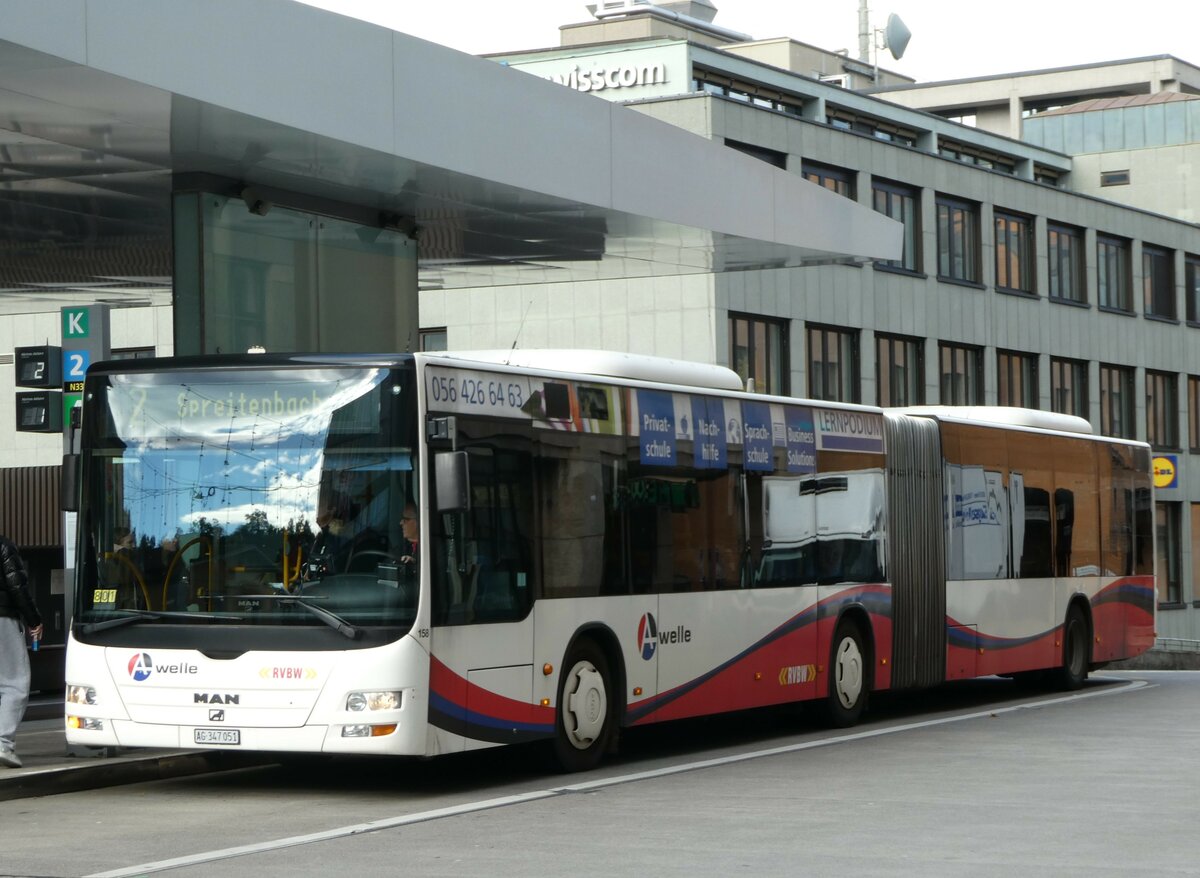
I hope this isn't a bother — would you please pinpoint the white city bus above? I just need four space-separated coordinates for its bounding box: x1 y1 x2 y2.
62 351 1156 770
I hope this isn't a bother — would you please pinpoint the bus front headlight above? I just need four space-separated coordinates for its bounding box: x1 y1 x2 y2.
346 690 402 712
67 684 97 706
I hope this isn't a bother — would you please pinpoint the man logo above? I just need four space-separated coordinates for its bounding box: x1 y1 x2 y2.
637 612 658 661
128 652 154 681
209 709 225 722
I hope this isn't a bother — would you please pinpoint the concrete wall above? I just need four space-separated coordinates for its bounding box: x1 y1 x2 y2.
1070 144 1200 223
421 274 717 363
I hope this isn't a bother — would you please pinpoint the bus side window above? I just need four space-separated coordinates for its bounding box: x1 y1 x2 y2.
1016 486 1053 578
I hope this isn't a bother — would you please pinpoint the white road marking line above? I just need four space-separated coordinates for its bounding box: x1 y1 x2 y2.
87 677 1151 878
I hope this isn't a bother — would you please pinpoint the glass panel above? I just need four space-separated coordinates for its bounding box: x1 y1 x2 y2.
1098 238 1131 311
732 318 750 387
200 195 318 354
730 314 787 395
1192 504 1200 601
754 321 768 392
1049 226 1083 303
937 203 951 277
942 422 1010 581
1146 371 1178 449
1155 502 1181 604
877 336 921 407
1187 258 1200 323
191 193 417 356
873 183 919 272
78 366 418 629
1051 358 1087 419
316 217 417 352
1054 438 1100 577
1190 376 1200 452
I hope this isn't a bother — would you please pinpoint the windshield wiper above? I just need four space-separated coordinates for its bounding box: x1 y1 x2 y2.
77 608 241 634
233 594 361 640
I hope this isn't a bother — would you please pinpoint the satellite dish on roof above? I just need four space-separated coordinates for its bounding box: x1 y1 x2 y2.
882 13 912 61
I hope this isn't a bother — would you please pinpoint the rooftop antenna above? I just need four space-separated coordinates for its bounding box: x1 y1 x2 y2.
505 297 535 366
858 2 912 82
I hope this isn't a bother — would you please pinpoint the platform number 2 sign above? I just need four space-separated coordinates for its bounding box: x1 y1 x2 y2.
64 349 89 382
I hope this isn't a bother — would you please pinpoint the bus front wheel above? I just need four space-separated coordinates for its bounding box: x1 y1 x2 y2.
822 619 869 728
552 640 614 772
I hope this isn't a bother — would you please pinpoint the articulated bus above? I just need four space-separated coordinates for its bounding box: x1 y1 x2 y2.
62 350 1156 770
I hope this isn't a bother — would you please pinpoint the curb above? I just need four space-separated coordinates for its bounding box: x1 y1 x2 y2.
0 751 276 802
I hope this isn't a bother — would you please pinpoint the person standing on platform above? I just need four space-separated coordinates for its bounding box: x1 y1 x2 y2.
0 532 44 768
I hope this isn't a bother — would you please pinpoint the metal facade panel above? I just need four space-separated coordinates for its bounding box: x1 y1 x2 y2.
0 465 61 548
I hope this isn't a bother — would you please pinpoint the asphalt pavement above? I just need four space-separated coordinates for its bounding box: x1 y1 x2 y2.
2 645 1194 803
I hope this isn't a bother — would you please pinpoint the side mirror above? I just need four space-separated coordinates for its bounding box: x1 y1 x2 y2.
61 453 80 512
434 451 470 513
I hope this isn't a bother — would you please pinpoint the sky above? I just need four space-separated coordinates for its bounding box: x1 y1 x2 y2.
298 0 1199 83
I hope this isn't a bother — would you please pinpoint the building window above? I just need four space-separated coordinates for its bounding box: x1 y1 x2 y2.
1101 170 1130 187
1191 503 1200 603
419 328 447 351
1189 376 1200 453
730 313 788 395
801 161 855 199
936 197 980 284
876 334 924 406
1099 364 1135 439
1186 255 1200 324
1156 502 1181 606
1097 235 1132 312
825 109 918 146
1146 369 1179 449
109 347 156 360
994 210 1035 294
807 324 859 403
872 179 920 272
939 342 983 405
937 139 1015 174
1047 223 1085 304
997 350 1038 408
1051 358 1088 420
1143 245 1176 320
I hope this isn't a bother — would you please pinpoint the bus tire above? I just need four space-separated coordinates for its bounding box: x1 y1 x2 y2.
552 639 615 772
822 618 868 727
1053 605 1089 691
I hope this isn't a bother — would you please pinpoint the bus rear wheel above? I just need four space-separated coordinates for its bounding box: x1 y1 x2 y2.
1053 606 1090 691
552 640 615 772
822 619 868 728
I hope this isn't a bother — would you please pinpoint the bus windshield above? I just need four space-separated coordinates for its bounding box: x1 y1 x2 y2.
74 364 418 633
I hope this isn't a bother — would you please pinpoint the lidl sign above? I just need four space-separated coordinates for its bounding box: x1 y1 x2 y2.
1152 455 1178 490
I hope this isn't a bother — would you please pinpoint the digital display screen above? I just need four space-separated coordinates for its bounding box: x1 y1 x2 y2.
19 402 47 427
15 391 61 432
14 346 60 388
18 358 45 384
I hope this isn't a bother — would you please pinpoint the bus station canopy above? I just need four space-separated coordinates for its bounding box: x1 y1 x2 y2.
0 0 901 314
